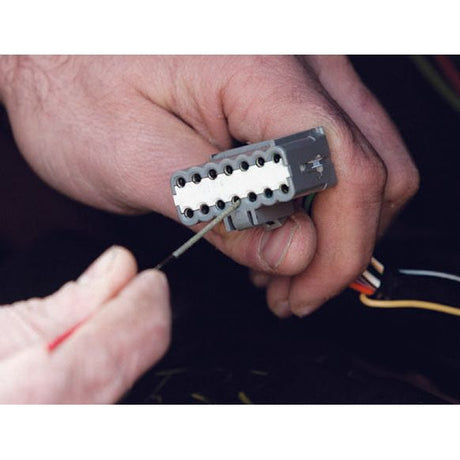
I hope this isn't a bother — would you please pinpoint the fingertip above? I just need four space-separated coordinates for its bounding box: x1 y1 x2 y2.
289 272 335 318
77 245 137 285
139 268 169 294
290 303 320 318
48 245 139 326
129 268 172 306
112 246 139 281
249 270 271 288
115 245 138 268
266 276 292 318
270 300 292 319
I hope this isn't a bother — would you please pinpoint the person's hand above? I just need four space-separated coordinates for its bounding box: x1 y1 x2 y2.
0 56 419 317
0 246 170 403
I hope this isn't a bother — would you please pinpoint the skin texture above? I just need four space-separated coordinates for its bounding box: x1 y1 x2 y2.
0 56 419 319
0 246 171 403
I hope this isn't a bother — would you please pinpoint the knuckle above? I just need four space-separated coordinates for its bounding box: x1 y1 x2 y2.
351 152 387 198
322 113 357 154
222 56 314 140
12 297 43 310
232 55 296 79
323 115 388 195
0 56 20 95
1 56 72 105
397 162 420 201
224 56 295 100
385 159 420 210
360 153 388 193
53 281 79 301
59 280 81 298
50 280 93 312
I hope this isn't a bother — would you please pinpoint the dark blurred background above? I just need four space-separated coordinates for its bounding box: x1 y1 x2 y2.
0 56 459 403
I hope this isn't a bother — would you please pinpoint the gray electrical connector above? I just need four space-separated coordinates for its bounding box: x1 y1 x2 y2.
170 127 337 231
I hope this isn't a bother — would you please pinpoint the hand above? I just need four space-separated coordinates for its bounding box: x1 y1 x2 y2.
0 246 170 403
0 56 419 316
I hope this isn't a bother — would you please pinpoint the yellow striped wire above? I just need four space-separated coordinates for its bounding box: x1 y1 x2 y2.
360 294 460 317
370 256 384 275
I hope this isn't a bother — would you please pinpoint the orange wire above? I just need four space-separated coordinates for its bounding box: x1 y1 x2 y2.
434 55 460 96
349 282 375 296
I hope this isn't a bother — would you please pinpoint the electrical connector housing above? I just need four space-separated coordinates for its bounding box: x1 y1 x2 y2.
170 127 337 231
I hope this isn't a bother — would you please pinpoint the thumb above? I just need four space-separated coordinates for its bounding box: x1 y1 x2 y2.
205 211 316 275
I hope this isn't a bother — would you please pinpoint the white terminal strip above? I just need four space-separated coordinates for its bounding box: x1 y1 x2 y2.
173 160 291 213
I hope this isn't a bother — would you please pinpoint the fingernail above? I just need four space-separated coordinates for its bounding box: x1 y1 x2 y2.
78 246 119 284
274 300 291 318
258 218 299 270
294 305 315 317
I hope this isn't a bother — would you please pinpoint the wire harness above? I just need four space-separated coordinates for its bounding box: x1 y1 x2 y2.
350 257 460 317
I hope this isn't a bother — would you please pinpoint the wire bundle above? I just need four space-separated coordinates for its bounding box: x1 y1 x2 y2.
349 257 460 317
349 257 383 296
411 55 460 113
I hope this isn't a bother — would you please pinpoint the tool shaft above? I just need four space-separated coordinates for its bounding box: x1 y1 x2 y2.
155 199 241 270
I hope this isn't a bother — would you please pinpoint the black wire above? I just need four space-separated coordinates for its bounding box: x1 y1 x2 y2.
375 268 460 307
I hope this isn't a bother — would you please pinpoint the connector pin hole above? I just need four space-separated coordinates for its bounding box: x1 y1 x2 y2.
240 161 249 171
248 192 257 202
281 184 289 194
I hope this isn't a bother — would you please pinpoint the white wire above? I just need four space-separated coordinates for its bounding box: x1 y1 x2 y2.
399 269 460 283
362 269 381 289
357 275 373 288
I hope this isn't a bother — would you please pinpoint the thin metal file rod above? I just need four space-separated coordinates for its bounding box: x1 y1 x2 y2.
155 199 241 271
